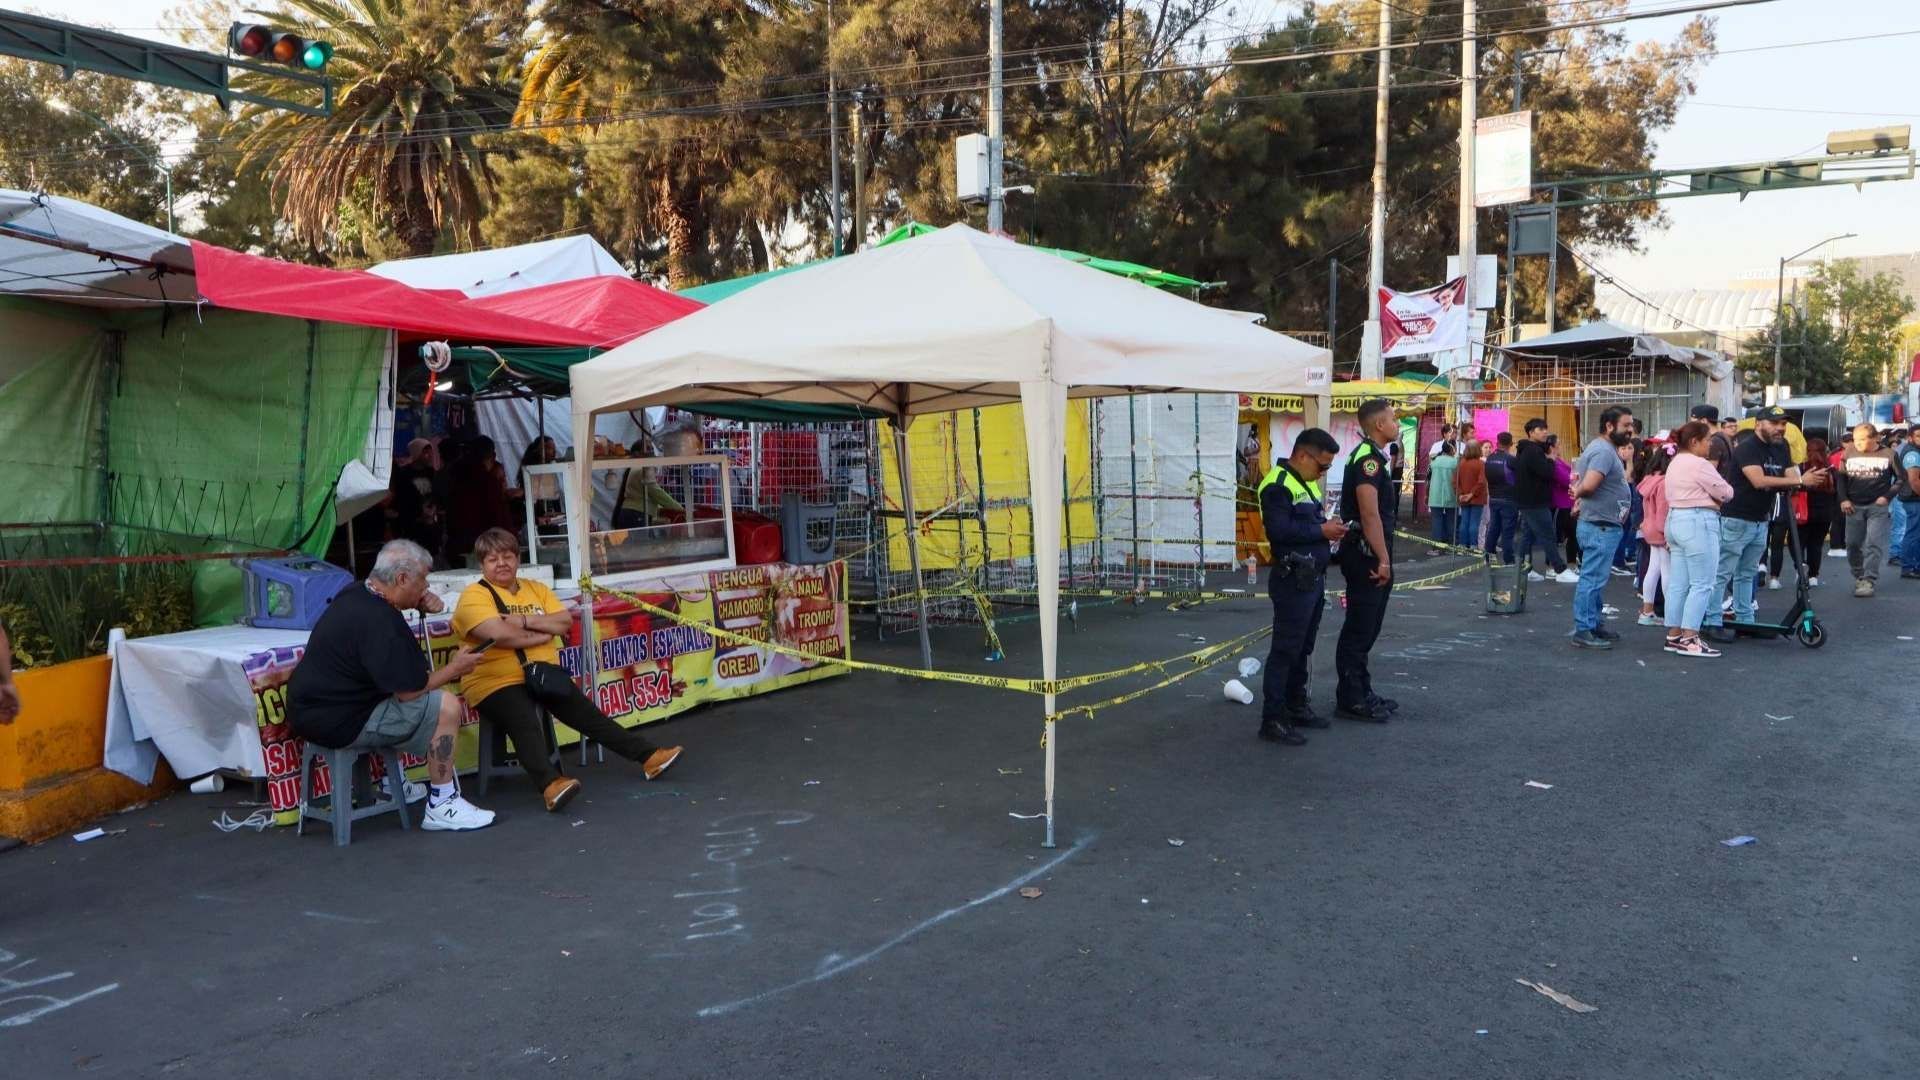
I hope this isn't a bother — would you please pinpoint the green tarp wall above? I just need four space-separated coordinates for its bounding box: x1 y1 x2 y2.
0 297 386 625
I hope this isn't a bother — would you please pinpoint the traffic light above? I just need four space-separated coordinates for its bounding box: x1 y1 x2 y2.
228 22 329 72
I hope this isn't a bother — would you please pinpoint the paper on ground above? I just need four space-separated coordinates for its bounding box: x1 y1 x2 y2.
1515 978 1598 1013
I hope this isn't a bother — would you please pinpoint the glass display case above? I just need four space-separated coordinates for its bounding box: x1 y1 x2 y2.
531 454 737 584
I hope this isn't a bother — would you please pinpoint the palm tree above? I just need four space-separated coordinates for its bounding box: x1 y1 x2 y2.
516 0 773 287
232 1 517 258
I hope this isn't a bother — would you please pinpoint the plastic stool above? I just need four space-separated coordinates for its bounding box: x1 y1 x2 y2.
475 709 563 795
297 744 409 846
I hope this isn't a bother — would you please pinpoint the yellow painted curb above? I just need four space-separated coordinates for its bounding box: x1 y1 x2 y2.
0 763 177 845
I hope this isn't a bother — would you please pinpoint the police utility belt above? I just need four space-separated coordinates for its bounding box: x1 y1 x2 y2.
1273 549 1323 592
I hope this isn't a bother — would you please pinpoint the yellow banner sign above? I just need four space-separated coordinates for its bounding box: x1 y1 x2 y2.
1239 392 1435 413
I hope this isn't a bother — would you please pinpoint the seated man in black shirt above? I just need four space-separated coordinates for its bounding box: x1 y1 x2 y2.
288 539 494 831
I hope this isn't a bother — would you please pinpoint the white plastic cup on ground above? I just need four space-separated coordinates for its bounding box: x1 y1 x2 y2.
1237 657 1261 679
190 774 225 795
1223 679 1254 705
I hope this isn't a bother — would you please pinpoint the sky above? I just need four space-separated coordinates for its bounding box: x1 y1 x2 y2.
46 0 1920 295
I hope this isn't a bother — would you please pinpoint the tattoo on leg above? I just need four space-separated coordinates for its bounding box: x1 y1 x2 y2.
431 733 453 764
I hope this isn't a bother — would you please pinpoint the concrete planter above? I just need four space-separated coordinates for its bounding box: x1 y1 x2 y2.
0 654 177 846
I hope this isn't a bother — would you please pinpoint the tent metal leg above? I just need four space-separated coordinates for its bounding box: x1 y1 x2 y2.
1043 712 1056 848
893 424 934 669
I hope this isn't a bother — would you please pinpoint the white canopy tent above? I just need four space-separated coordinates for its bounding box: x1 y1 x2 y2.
568 223 1331 844
368 235 626 297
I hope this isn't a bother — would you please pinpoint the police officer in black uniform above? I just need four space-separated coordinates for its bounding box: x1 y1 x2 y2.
1334 398 1401 722
1255 428 1349 745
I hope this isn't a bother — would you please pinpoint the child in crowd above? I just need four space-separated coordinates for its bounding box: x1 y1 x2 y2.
1635 443 1674 627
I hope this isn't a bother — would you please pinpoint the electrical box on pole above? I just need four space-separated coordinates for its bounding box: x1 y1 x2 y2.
955 133 989 204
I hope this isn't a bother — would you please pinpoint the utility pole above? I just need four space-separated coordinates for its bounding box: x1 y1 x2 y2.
1450 0 1479 411
1457 0 1478 334
987 0 1005 233
850 90 867 252
1773 232 1856 394
1359 0 1391 381
827 0 843 256
1328 258 1339 356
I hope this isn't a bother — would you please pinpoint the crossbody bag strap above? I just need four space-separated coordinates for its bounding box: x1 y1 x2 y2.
479 580 535 669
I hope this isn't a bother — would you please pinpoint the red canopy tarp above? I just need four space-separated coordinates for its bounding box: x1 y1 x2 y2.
190 241 602 346
461 275 703 347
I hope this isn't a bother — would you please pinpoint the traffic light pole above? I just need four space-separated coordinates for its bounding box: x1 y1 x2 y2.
0 10 332 116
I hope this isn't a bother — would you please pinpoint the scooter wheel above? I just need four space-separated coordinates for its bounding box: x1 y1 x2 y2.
1795 620 1826 649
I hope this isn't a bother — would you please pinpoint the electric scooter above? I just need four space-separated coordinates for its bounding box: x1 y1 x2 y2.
1727 492 1826 648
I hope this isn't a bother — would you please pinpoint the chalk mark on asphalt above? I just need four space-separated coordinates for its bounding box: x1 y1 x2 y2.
696 832 1097 1018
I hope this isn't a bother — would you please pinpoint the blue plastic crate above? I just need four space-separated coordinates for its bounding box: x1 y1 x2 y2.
239 556 356 630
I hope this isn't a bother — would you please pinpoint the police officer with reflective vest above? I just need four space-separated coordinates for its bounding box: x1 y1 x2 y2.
1334 398 1401 722
1255 428 1348 745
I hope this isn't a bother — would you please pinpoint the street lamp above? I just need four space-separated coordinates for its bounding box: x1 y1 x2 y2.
1772 232 1856 396
48 99 174 234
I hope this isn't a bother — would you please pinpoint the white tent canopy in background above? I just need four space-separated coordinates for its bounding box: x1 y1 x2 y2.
568 223 1331 845
369 235 626 297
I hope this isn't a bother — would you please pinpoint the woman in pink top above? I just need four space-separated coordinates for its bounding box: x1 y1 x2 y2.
1661 420 1736 656
1635 443 1674 627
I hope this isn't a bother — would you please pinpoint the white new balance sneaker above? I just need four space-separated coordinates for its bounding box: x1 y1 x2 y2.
423 795 496 831
1553 569 1579 584
404 781 427 805
1526 571 1547 582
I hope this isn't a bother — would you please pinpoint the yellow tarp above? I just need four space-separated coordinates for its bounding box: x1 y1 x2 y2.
878 402 1099 571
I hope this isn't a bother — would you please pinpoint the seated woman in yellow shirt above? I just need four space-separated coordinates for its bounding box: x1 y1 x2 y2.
451 528 683 812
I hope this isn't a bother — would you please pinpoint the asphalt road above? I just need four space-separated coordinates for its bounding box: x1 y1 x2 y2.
3 550 1917 1078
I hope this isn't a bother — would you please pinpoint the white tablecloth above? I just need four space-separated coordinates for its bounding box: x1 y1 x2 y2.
105 625 312 783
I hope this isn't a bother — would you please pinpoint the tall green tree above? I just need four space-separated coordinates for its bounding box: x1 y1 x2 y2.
229 1 522 259
516 0 786 286
0 60 169 229
1155 0 1716 360
1738 260 1915 394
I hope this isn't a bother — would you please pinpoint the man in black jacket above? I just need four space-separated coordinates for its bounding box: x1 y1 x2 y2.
1514 419 1572 581
1483 431 1520 564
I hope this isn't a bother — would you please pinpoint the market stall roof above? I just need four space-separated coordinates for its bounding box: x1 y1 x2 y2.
0 190 192 305
571 222 1327 419
1505 319 1720 365
463 275 703 348
367 234 626 297
677 220 1210 305
191 242 605 347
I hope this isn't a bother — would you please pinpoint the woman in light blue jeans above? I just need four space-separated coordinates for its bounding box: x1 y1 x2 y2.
1660 422 1733 657
1664 506 1722 640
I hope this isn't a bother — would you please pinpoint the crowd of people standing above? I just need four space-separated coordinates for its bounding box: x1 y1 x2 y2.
1443 403 1920 656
